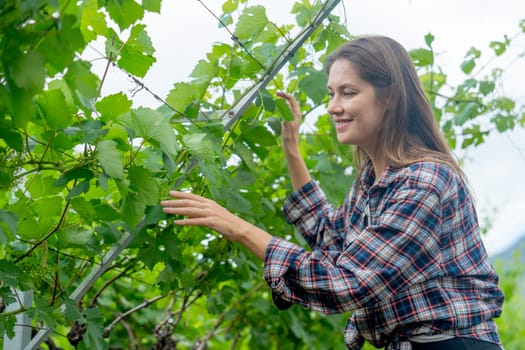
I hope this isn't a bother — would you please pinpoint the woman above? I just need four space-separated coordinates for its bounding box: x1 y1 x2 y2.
161 36 504 350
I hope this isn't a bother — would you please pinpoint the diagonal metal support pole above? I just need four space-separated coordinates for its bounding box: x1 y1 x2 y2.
25 1 341 348
222 0 341 130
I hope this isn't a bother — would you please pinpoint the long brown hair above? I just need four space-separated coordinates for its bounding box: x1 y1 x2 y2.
325 35 466 184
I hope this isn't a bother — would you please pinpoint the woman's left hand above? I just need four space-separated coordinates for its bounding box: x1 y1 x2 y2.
161 191 244 241
161 191 274 261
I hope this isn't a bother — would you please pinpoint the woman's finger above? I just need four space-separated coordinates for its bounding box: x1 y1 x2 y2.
172 217 213 226
161 205 202 216
161 198 203 209
167 190 208 202
276 91 302 122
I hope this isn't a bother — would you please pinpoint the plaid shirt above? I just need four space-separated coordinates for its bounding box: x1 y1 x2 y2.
264 161 504 350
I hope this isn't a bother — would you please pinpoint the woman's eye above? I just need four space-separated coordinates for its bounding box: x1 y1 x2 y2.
343 91 355 97
327 92 334 99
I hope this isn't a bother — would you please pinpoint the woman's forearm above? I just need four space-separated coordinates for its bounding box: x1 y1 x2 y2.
285 148 312 191
236 224 274 261
277 91 311 191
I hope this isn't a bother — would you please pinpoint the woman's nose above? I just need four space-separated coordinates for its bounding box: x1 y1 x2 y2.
327 99 343 115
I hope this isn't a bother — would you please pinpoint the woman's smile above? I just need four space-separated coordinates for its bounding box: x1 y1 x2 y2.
334 118 354 133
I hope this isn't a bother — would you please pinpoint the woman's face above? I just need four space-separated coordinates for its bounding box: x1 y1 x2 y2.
327 58 386 156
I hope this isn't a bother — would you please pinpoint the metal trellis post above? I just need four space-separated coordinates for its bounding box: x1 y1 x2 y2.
4 290 33 350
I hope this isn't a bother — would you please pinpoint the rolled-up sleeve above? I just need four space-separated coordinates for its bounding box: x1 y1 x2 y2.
264 236 363 314
283 181 350 251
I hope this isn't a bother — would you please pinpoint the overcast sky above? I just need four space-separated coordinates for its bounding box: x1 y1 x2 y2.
93 0 525 256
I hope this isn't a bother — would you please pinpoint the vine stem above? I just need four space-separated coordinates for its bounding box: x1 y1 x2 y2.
89 264 134 308
170 289 203 330
14 200 71 264
103 292 171 338
96 34 115 100
192 283 264 350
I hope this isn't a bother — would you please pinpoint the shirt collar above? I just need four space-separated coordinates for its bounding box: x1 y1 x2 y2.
360 161 400 192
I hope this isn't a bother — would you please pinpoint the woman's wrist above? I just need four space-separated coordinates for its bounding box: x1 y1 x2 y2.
284 148 303 162
235 224 274 261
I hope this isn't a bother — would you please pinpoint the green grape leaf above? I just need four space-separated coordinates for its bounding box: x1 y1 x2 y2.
0 128 23 152
120 166 158 226
51 132 74 151
39 15 85 73
225 191 253 215
222 0 238 12
64 298 83 322
104 123 129 142
0 171 12 190
234 140 256 170
97 140 124 179
490 40 506 56
105 0 144 31
0 210 18 244
9 50 46 92
491 113 516 132
36 88 73 129
298 69 327 104
30 298 63 329
66 179 91 200
70 197 97 222
460 59 475 74
465 46 481 58
0 260 24 288
118 24 156 77
455 102 479 125
0 314 16 340
494 96 515 112
120 193 144 226
96 93 132 122
126 107 178 157
240 124 276 147
80 0 108 41
424 32 435 47
182 133 216 163
34 196 63 218
8 87 36 128
275 98 294 121
255 89 275 111
190 58 219 83
128 166 158 206
93 202 120 222
143 0 161 13
409 48 434 67
234 5 268 41
0 287 16 307
479 81 495 96
81 308 108 350
166 82 201 113
58 227 94 248
461 125 486 148
54 166 94 188
27 175 61 198
47 79 76 107
292 1 315 27
64 60 99 99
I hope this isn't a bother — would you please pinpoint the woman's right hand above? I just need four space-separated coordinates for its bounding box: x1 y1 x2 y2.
276 91 312 190
276 91 302 151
